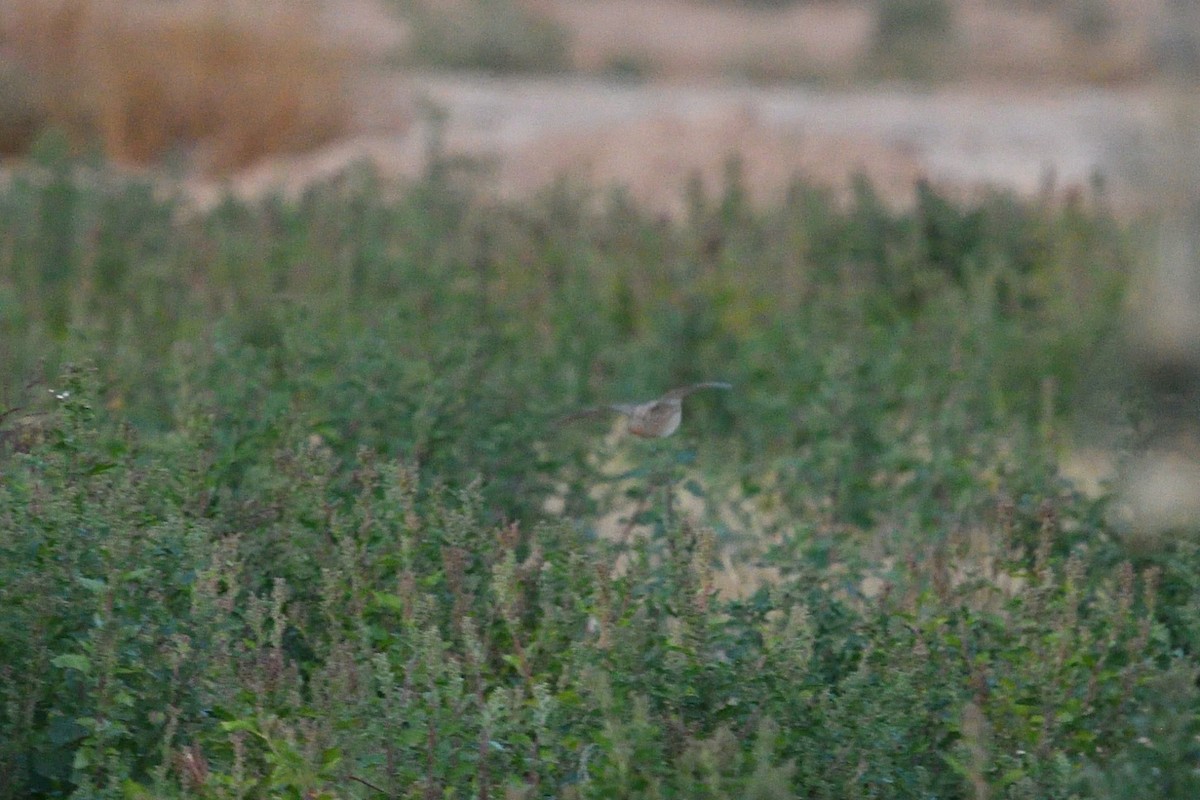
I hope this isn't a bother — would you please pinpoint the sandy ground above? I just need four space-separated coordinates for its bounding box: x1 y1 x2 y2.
209 73 1164 215
3 0 1179 213
543 0 873 80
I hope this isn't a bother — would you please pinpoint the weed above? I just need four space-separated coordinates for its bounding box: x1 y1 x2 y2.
0 146 1190 798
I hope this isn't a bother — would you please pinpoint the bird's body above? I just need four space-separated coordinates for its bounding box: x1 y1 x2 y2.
561 382 731 438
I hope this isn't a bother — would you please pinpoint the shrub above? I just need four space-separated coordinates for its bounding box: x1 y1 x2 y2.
0 366 1187 798
2 148 1188 798
397 0 571 73
870 0 956 79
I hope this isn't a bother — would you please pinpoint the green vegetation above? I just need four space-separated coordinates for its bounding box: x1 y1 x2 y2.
2 138 1197 799
870 0 957 80
394 0 571 74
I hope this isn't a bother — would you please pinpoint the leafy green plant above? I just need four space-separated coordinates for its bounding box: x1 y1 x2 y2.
1 145 1191 799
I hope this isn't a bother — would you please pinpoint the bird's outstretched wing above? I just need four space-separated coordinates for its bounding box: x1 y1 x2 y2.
660 382 733 400
555 406 622 427
557 382 730 429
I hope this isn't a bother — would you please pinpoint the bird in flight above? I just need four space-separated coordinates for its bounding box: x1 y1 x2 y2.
559 382 732 438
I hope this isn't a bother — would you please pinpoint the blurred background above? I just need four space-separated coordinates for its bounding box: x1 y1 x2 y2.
0 0 1185 209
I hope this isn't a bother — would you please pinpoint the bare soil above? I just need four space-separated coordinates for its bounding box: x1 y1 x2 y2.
13 0 1166 214
207 73 1161 215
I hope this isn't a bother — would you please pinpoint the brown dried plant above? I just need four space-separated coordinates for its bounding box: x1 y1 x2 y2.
1 0 356 171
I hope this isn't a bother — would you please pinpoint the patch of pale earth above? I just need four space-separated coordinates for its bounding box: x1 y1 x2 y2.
1061 447 1120 499
146 67 1166 216
1122 452 1200 532
397 77 1158 212
493 109 926 212
317 0 410 58
545 0 871 78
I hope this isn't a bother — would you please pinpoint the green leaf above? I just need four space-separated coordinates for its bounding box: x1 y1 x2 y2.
999 767 1027 787
52 654 92 673
371 591 406 613
123 778 155 799
77 576 107 593
220 719 261 735
320 747 342 770
47 715 88 746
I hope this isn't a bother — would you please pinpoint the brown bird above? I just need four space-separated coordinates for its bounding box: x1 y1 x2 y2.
560 382 732 438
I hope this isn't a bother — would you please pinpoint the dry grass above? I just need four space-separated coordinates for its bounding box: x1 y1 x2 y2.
0 0 357 172
545 0 1165 85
